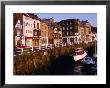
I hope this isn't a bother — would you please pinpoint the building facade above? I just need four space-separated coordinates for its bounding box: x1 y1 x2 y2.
54 25 62 47
42 18 55 45
32 17 41 47
81 20 91 43
14 13 41 48
13 13 24 48
14 13 96 51
58 19 81 45
23 14 34 47
40 21 49 46
23 14 41 47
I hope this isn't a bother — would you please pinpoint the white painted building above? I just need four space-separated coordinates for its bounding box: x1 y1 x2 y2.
15 19 24 47
33 18 41 46
23 15 34 47
74 33 81 44
23 14 41 47
54 27 62 47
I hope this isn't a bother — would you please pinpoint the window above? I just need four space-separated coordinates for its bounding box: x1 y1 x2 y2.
34 21 36 28
67 27 69 30
26 23 28 26
70 32 73 35
70 27 72 29
75 26 77 29
70 22 72 25
63 27 65 30
30 31 32 34
67 32 68 35
74 22 77 25
35 32 37 36
26 22 30 26
17 31 20 36
60 28 62 31
37 23 39 29
63 23 65 26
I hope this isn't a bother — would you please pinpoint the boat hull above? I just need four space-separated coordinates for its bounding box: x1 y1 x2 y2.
73 51 87 61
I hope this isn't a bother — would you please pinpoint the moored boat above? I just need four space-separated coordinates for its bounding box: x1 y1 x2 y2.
73 48 87 61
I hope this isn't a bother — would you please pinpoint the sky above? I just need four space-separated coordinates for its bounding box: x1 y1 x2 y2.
36 13 97 27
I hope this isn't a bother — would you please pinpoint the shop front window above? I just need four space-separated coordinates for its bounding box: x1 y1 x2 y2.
26 40 30 46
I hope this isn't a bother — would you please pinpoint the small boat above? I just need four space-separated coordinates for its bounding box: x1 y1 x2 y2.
73 48 87 61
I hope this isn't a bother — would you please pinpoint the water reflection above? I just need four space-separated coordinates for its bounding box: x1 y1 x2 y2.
32 46 97 75
50 55 75 75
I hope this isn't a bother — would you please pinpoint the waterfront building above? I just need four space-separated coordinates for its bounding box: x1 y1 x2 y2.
14 13 41 48
42 18 55 45
13 13 24 48
14 13 96 51
58 19 81 45
23 13 41 47
81 20 91 44
54 25 62 47
40 21 49 46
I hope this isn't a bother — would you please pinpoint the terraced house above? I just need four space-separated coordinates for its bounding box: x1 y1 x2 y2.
13 13 97 53
14 13 24 48
54 25 62 47
57 19 93 45
40 20 49 46
14 13 41 49
58 19 81 45
41 17 55 45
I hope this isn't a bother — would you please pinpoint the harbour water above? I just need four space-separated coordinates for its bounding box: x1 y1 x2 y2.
32 45 97 75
